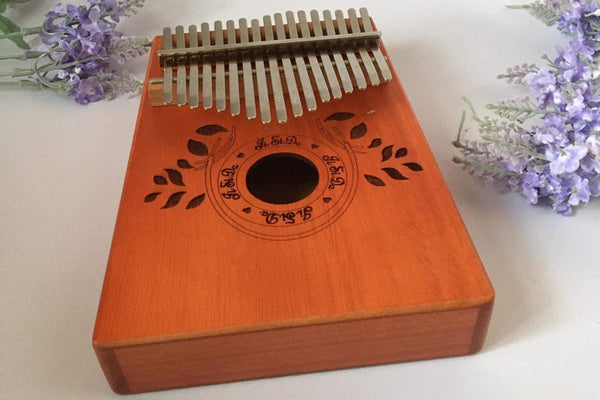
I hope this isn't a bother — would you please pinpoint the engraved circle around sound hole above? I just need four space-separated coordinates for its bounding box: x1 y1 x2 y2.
245 153 319 205
208 134 356 240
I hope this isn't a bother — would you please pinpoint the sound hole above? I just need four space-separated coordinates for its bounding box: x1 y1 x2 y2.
246 153 319 205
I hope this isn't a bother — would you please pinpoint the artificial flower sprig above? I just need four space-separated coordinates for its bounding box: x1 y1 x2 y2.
454 0 600 215
0 0 150 104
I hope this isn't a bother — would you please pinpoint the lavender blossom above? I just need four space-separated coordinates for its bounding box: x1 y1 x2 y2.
0 0 149 104
454 0 600 215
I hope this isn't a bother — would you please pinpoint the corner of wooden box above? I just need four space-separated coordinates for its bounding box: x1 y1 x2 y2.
93 341 130 395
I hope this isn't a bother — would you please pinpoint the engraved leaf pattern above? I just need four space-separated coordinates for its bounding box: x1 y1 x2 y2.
381 145 393 161
196 124 228 136
404 162 423 171
177 159 193 169
382 168 408 180
350 123 367 140
153 175 167 185
162 192 186 209
188 139 209 156
165 169 185 186
242 207 251 214
186 194 206 209
395 148 408 158
368 138 382 148
324 112 355 122
364 174 386 187
144 192 161 202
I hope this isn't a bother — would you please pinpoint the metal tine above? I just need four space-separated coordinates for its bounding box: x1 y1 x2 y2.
360 7 392 82
201 22 213 109
274 13 302 117
334 10 367 90
348 9 379 86
175 25 187 105
226 20 240 116
310 10 341 99
188 25 199 108
162 27 173 104
285 11 317 111
251 19 271 124
322 10 353 93
239 18 256 119
297 11 330 103
214 21 226 111
263 15 287 123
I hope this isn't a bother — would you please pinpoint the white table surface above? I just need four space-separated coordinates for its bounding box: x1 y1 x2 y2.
1 1 599 399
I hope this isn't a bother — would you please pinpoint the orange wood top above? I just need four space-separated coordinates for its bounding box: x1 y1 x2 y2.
93 38 493 347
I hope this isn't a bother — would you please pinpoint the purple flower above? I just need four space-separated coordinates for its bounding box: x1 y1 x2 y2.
590 178 600 196
568 176 591 206
524 68 557 108
534 114 568 146
521 171 542 203
21 0 148 107
68 76 105 104
548 144 588 175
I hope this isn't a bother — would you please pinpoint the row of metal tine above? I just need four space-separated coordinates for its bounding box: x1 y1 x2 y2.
160 8 392 123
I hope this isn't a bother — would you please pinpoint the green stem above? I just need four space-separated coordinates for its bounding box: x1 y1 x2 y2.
453 139 487 155
0 67 34 77
0 80 43 88
0 55 102 78
0 5 127 42
480 134 548 161
453 157 520 177
0 26 42 40
0 51 46 61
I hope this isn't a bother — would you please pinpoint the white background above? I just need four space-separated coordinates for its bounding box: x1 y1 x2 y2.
1 0 599 399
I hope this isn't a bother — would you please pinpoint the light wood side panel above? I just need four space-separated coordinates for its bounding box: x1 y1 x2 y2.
95 305 488 394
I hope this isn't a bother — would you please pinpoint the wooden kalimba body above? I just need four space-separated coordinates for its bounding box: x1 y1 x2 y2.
93 8 494 394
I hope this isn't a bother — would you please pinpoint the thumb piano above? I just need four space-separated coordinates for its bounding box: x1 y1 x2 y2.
93 8 494 394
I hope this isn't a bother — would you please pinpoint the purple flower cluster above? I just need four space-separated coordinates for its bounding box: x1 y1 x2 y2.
454 0 600 215
35 0 146 104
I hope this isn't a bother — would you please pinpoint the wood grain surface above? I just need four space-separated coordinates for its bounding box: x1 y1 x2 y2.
93 35 494 394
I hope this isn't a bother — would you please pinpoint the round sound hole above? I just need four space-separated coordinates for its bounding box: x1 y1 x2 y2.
246 153 319 205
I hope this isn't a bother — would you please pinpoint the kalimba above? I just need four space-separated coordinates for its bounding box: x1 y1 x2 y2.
93 8 494 394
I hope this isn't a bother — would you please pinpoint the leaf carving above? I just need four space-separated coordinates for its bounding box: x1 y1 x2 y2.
242 207 251 214
162 192 186 209
324 112 355 122
368 138 382 148
165 169 185 186
196 124 228 136
364 174 386 187
382 168 408 180
144 192 161 202
323 197 332 203
395 148 408 158
350 122 367 140
404 162 423 171
188 139 208 156
177 159 193 169
186 193 206 209
381 145 393 161
153 175 167 185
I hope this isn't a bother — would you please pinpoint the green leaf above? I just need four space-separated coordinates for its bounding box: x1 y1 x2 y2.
0 15 30 49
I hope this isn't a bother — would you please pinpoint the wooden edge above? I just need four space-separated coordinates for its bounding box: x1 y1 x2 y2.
469 298 495 354
96 302 492 394
94 295 493 348
94 299 495 353
93 344 129 394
